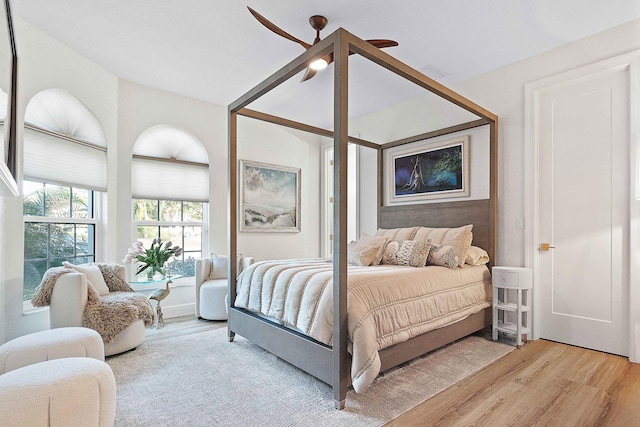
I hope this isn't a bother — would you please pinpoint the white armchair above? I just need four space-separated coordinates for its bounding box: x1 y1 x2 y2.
49 264 147 356
195 254 255 320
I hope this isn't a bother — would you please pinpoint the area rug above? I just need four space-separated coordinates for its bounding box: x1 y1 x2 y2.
107 327 512 427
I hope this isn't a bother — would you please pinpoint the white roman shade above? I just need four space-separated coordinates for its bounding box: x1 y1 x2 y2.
23 128 107 190
24 89 107 190
132 125 209 202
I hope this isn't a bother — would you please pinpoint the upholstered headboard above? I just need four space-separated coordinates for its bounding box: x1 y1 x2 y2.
378 199 495 268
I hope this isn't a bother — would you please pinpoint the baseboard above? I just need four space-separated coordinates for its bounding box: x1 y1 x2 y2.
162 303 196 319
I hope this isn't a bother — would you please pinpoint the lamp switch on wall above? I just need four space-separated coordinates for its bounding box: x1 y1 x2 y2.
516 217 525 229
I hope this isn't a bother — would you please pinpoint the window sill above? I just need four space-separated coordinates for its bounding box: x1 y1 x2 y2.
23 300 47 315
130 276 193 292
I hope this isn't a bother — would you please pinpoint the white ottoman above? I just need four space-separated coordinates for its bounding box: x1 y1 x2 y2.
0 357 116 427
199 279 228 320
0 327 104 374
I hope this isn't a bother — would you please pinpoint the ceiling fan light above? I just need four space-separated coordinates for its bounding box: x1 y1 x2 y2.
310 58 328 70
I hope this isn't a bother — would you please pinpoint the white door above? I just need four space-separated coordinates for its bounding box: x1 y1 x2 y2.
538 67 629 356
324 144 359 257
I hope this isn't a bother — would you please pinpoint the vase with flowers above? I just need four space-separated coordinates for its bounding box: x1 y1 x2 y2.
123 238 183 281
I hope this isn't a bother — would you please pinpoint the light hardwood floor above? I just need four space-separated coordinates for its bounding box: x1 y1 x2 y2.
385 339 640 427
147 317 640 426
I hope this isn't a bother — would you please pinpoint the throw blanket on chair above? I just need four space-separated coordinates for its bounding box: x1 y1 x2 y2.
32 264 156 343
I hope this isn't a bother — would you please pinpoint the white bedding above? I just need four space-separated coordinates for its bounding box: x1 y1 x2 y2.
234 259 491 393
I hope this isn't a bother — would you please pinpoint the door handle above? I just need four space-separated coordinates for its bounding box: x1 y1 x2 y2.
540 243 555 251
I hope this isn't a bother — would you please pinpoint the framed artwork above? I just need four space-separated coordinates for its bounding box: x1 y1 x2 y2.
387 135 469 204
0 0 19 196
239 160 301 232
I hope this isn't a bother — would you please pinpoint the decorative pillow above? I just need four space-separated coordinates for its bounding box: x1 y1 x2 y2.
426 244 460 269
356 234 389 265
375 227 420 241
62 261 110 296
347 242 381 266
381 241 400 265
381 240 431 267
208 253 244 280
413 225 473 268
465 245 490 266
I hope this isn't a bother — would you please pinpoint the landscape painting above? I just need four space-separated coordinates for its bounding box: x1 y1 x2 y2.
390 135 469 203
240 160 301 232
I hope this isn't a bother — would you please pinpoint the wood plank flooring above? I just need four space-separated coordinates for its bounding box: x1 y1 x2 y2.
385 339 640 427
146 317 640 426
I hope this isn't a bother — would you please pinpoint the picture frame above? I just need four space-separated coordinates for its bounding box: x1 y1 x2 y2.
239 159 301 232
386 135 470 204
0 0 19 196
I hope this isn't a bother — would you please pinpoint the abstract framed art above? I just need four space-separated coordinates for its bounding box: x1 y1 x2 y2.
386 135 469 204
239 159 301 232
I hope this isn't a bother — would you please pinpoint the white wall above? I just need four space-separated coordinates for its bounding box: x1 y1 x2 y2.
116 79 228 260
1 18 323 342
351 19 640 357
5 13 637 346
452 19 640 267
236 116 322 261
1 18 119 340
351 19 640 266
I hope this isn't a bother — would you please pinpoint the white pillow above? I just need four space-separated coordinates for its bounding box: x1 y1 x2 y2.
356 234 389 265
63 262 110 296
465 245 490 266
347 242 380 266
208 253 244 280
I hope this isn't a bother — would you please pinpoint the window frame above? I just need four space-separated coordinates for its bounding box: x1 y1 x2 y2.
131 198 208 284
22 181 102 310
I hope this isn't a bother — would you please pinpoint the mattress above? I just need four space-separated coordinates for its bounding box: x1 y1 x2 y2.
234 258 491 393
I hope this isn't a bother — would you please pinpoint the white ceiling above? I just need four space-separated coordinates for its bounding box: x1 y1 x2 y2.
14 0 640 127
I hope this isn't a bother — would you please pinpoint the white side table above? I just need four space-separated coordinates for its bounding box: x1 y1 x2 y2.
492 266 533 347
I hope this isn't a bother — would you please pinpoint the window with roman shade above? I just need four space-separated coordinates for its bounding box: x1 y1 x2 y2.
22 89 104 302
130 125 209 281
23 88 107 191
132 125 209 202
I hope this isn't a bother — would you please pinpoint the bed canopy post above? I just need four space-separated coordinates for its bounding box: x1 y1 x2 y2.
489 120 499 265
228 108 238 342
332 29 349 410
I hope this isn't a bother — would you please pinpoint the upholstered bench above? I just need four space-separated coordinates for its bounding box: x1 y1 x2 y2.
0 327 104 374
195 254 255 320
0 357 116 427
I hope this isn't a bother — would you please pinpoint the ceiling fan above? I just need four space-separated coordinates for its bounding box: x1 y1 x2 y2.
247 6 398 82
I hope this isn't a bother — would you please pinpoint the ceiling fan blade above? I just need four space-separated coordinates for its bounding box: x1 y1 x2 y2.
300 67 317 82
366 39 399 49
247 7 311 50
324 53 334 65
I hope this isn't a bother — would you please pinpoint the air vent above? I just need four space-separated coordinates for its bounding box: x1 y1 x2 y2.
418 64 449 80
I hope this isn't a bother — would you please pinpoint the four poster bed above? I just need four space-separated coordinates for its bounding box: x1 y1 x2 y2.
227 28 498 409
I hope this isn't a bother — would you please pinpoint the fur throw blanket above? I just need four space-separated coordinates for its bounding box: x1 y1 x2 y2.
32 264 156 343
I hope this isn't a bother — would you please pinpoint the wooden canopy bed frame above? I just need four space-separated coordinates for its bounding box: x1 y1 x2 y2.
227 28 498 409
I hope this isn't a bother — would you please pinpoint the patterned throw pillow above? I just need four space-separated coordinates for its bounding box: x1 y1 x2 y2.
413 224 473 268
381 240 431 267
347 242 381 266
427 244 460 268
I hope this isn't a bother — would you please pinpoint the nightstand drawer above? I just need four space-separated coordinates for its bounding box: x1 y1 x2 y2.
492 269 519 287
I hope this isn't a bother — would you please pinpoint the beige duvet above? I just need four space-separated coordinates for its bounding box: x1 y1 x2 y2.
234 259 492 393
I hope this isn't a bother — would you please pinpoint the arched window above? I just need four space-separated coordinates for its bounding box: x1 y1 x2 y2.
22 89 105 301
131 125 209 280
